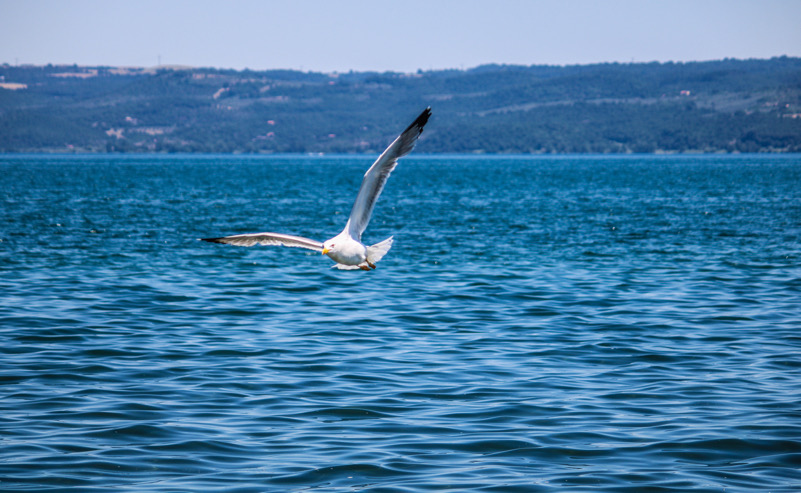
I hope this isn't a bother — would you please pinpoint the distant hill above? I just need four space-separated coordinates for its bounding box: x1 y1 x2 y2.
1 58 800 154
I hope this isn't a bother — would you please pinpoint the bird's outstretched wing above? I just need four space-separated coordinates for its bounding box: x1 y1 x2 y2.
345 107 431 240
201 232 323 251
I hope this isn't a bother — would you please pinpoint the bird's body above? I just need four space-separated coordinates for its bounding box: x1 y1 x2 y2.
202 107 431 270
323 231 369 268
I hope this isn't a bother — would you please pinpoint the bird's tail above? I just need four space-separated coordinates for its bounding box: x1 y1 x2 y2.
366 236 393 264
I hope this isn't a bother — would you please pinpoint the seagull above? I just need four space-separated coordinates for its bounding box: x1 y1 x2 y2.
201 107 431 270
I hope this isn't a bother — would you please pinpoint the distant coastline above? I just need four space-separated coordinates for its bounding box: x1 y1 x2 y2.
1 57 800 154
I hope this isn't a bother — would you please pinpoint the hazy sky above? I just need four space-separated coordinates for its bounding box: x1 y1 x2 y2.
2 0 800 72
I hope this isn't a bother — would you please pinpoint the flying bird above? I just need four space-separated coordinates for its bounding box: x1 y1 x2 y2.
201 107 431 270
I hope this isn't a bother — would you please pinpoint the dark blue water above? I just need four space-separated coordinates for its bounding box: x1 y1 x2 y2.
1 154 800 492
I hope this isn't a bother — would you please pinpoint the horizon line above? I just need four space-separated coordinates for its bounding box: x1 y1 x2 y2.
2 55 798 75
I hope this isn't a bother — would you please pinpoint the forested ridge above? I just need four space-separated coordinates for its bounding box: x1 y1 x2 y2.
1 57 800 154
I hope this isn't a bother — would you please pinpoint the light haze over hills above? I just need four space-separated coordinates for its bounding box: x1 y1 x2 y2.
1 58 800 154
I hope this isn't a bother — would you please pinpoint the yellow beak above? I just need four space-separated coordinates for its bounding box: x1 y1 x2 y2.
321 247 330 255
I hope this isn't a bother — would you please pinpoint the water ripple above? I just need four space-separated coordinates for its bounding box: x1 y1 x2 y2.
1 154 800 491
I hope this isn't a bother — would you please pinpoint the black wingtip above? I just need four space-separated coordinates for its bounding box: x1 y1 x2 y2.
200 237 224 243
404 106 432 135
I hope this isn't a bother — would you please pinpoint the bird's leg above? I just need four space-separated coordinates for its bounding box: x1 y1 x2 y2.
366 260 376 269
359 264 371 271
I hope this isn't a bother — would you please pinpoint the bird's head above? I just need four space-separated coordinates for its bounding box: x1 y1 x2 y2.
322 233 350 256
321 240 335 256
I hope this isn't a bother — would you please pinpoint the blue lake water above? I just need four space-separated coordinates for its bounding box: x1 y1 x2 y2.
1 153 800 492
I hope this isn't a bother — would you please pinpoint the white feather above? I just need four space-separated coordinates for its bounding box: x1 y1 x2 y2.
201 107 430 270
